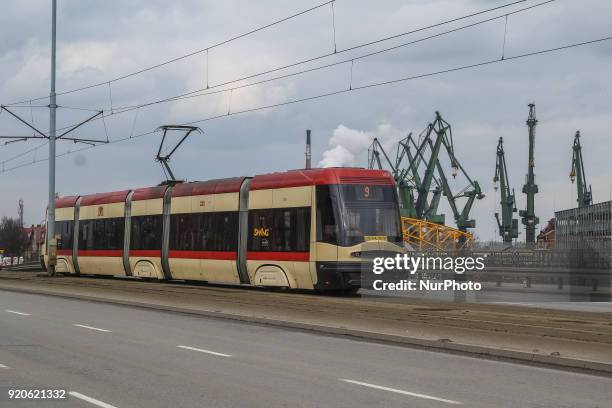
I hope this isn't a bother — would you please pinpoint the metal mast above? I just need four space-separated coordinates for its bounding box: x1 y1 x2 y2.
47 0 58 276
520 103 539 245
305 129 312 169
493 137 518 243
18 199 24 227
570 130 592 207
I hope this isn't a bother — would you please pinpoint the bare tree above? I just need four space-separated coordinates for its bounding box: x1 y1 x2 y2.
0 217 29 258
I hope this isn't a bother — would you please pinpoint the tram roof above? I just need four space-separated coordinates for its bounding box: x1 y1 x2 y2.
132 185 168 201
79 190 131 206
53 168 394 208
250 167 394 190
55 196 80 209
171 177 246 197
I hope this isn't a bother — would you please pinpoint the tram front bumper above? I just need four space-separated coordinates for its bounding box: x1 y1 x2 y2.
314 262 362 290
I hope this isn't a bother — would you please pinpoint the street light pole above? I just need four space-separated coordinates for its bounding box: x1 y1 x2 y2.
47 0 57 276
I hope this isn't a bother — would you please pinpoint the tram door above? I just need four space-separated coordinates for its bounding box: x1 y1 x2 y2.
236 178 252 284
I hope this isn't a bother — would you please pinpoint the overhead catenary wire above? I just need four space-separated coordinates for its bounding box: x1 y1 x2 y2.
26 0 557 138
1 141 48 165
107 0 552 113
0 103 109 149
1 0 552 157
2 33 610 175
107 82 114 114
4 0 536 109
28 101 35 137
2 2 554 168
56 105 105 112
205 49 210 89
502 15 510 60
1 106 107 161
1 104 100 111
129 107 140 139
3 0 337 107
330 0 338 53
112 0 555 112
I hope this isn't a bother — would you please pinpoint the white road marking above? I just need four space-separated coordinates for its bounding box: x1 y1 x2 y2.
340 379 462 405
73 324 112 333
69 391 118 408
0 363 10 369
5 310 31 316
491 302 536 306
177 345 232 357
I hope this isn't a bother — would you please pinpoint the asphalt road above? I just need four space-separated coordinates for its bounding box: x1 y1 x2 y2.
367 292 612 313
0 290 610 408
363 282 612 313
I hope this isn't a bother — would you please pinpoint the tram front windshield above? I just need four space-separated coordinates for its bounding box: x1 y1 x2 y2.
316 184 402 247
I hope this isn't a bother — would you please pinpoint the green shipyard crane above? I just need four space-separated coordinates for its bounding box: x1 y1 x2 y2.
426 112 484 234
397 133 444 223
368 134 443 222
369 111 484 235
570 131 592 207
432 144 484 234
369 136 417 218
519 103 539 245
413 114 449 220
493 137 518 243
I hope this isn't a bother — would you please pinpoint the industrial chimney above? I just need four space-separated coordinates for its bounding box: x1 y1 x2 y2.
305 129 312 169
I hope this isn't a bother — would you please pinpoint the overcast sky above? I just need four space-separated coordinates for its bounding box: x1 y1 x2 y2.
1 0 611 241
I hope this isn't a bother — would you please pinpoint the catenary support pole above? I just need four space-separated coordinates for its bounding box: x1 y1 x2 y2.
305 129 312 169
47 0 57 276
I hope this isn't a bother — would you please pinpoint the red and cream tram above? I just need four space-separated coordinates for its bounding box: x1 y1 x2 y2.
44 168 403 292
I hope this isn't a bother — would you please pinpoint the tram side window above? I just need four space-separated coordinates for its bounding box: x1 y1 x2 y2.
169 212 238 252
78 218 125 250
131 215 162 250
248 207 311 252
100 218 124 250
55 220 74 250
79 221 91 250
206 212 238 252
170 213 201 251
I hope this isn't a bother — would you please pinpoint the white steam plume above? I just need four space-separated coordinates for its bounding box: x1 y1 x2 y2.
319 123 405 167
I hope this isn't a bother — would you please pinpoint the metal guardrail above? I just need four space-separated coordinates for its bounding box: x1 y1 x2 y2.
0 261 42 272
479 250 611 270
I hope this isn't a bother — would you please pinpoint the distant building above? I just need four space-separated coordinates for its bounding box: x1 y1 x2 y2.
555 201 611 268
536 218 555 249
22 224 45 261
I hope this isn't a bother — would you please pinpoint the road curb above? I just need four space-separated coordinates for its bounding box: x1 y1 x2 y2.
1 284 611 375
